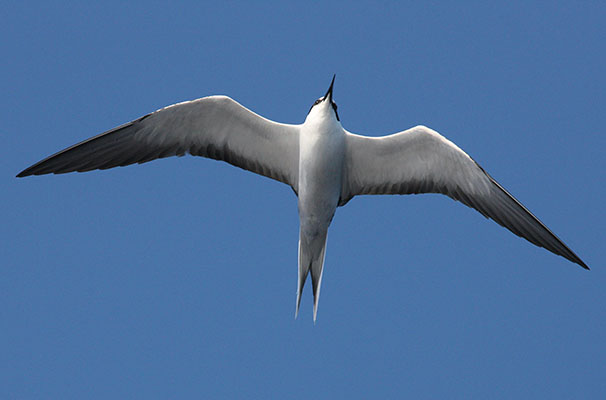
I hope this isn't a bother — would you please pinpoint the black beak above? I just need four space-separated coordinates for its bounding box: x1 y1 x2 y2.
324 74 336 101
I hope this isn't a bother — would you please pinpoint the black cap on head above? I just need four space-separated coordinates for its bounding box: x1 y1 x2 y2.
307 75 339 120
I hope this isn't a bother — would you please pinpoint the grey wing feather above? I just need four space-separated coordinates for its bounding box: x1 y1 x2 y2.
17 96 300 191
343 125 588 269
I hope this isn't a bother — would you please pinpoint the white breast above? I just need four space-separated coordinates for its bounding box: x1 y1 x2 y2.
297 115 345 233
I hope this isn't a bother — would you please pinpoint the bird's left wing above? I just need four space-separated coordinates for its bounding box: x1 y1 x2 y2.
342 125 588 269
17 96 300 191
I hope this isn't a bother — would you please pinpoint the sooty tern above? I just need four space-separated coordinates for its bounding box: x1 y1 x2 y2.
17 76 588 322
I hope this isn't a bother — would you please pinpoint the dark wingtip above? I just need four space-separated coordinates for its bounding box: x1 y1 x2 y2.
570 254 589 270
17 164 42 177
570 252 589 270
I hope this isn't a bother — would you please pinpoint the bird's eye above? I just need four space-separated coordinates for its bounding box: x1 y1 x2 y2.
331 101 340 121
308 98 323 114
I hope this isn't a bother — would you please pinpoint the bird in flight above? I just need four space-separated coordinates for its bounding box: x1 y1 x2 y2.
17 76 588 321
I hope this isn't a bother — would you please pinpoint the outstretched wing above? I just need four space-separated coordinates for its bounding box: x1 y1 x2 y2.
342 125 588 269
18 96 300 191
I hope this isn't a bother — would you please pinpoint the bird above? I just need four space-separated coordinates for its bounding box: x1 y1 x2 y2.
17 75 588 322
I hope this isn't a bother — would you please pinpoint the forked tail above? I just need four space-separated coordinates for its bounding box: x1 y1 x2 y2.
295 229 328 322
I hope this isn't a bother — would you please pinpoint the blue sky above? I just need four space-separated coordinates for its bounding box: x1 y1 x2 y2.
2 2 604 398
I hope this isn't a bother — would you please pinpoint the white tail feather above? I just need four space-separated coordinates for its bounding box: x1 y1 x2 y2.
295 229 328 322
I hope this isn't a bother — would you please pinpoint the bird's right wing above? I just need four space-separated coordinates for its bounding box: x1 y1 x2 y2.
342 125 588 269
18 96 301 192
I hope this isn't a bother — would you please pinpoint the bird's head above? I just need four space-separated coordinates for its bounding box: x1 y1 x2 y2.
306 75 340 122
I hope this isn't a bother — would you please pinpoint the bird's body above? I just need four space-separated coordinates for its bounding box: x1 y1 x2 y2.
298 100 344 231
297 86 346 319
17 76 588 321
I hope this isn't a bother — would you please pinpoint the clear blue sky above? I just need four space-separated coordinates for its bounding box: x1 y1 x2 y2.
2 2 604 398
